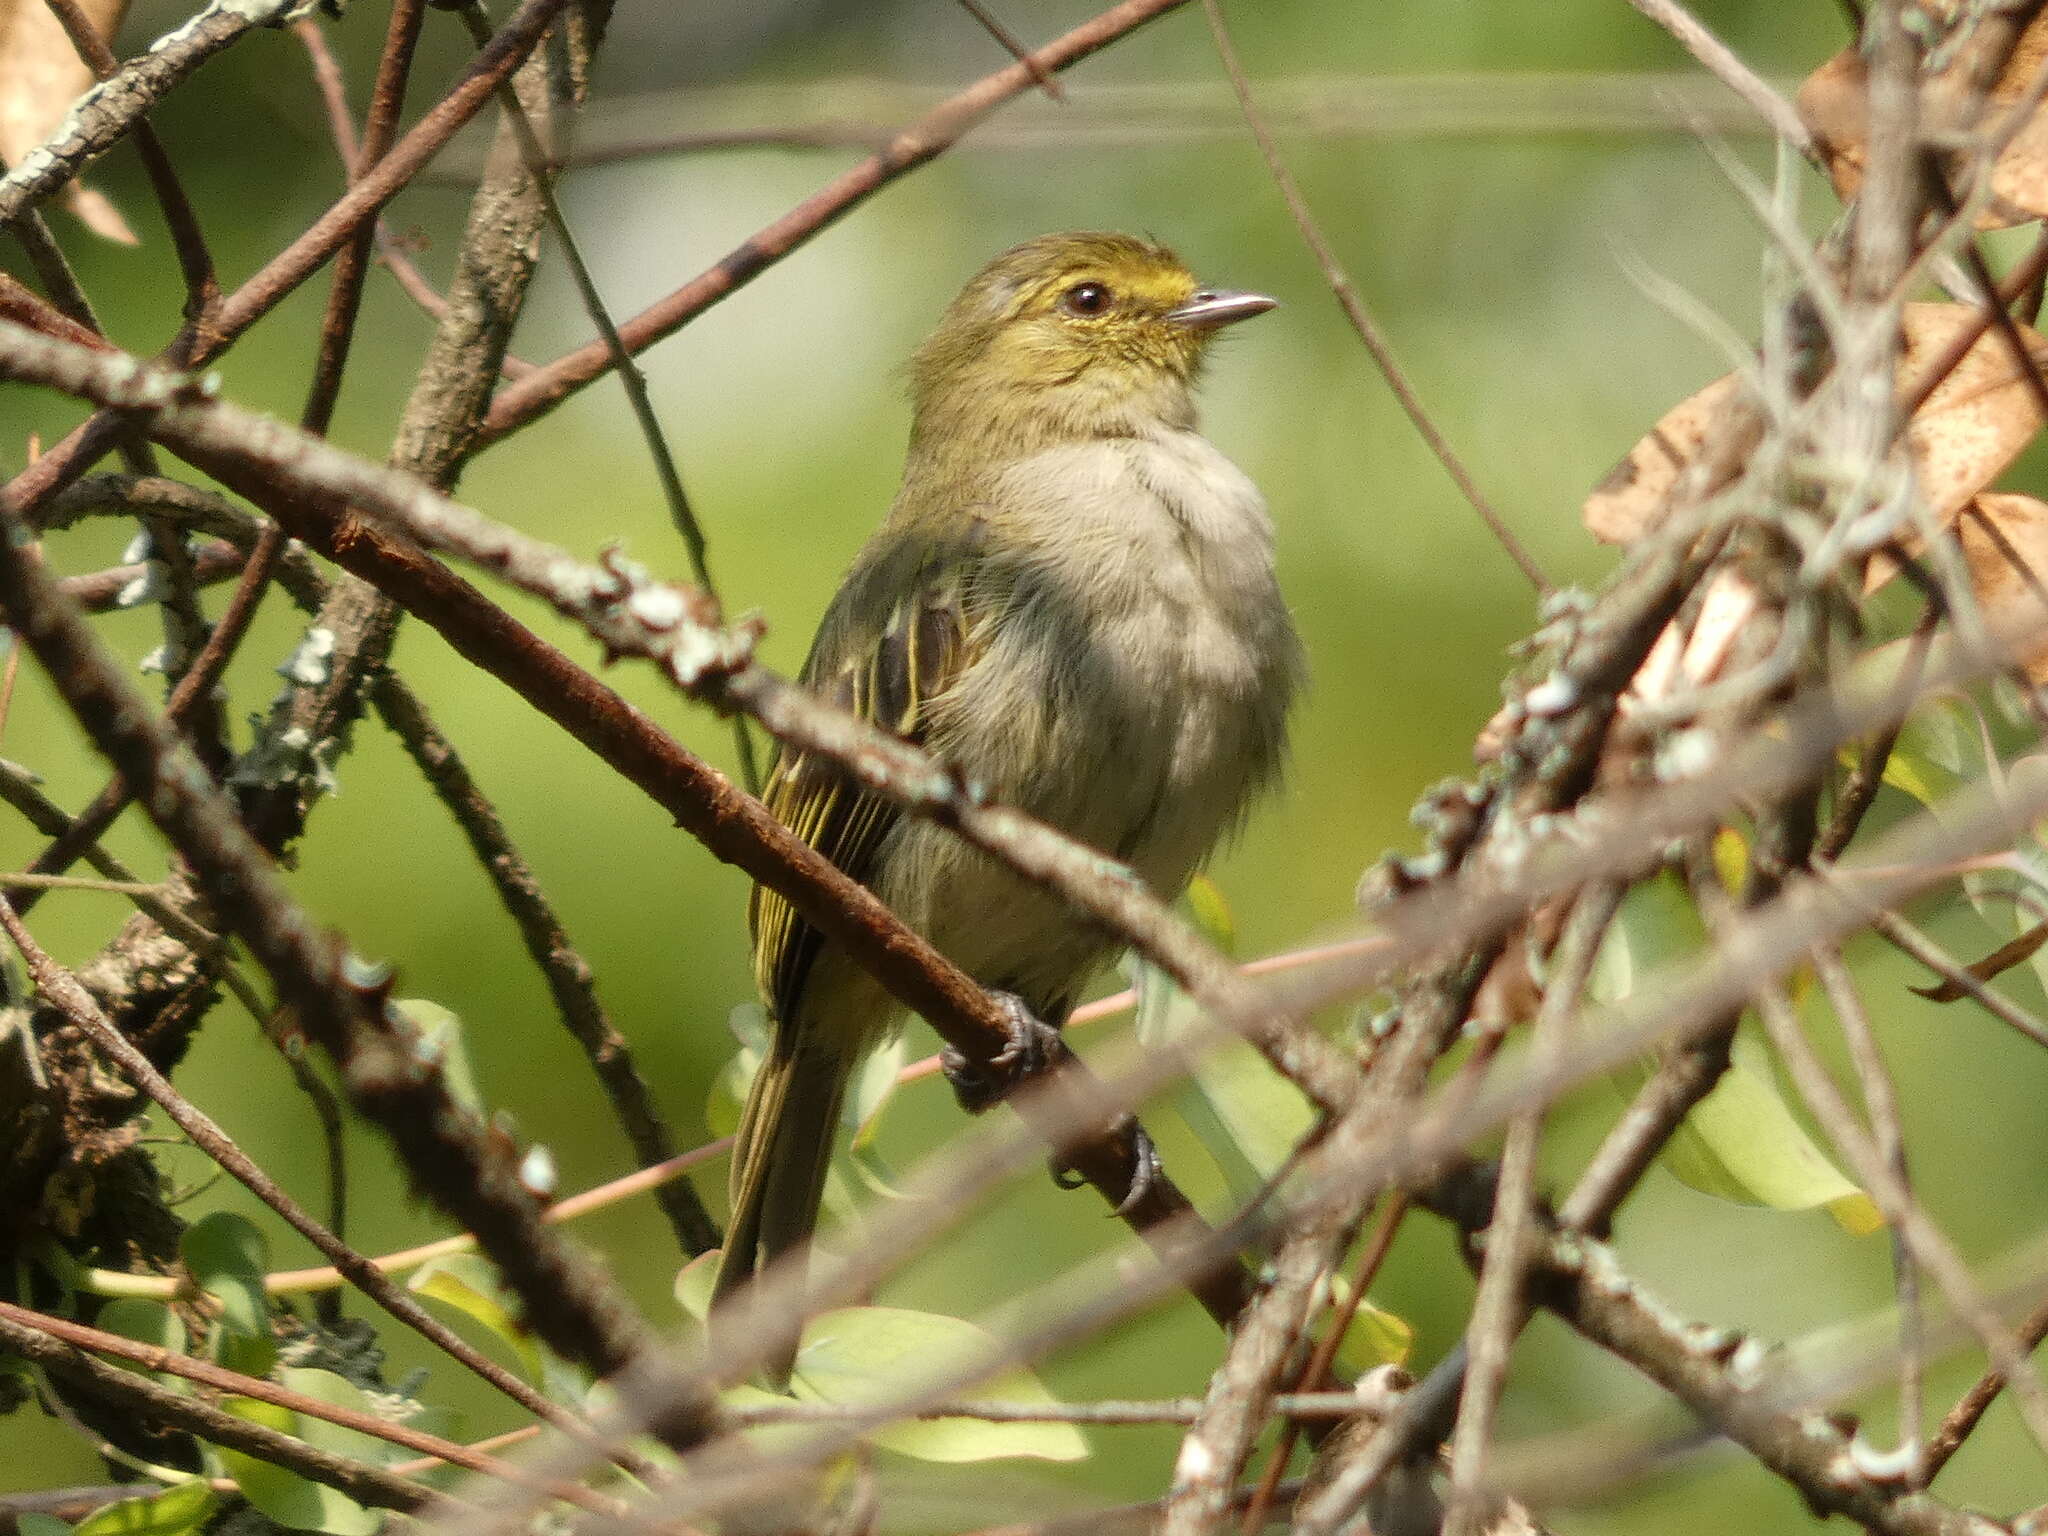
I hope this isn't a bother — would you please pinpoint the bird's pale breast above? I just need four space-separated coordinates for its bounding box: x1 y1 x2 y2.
873 429 1300 1009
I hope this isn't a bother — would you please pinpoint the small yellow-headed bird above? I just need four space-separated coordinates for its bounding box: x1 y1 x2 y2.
715 232 1301 1357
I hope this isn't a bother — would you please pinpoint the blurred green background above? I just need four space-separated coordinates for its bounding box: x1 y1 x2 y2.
7 0 2048 1527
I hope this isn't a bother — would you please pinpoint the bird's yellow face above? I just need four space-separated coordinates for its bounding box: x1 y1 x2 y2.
909 233 1274 444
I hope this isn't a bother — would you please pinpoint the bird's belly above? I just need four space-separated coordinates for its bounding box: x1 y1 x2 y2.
885 584 1278 1009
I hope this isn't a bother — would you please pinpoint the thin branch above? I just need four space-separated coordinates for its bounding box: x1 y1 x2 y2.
1199 0 1550 595
54 537 243 612
0 1301 638 1521
475 0 1197 442
1753 985 2048 1457
0 892 638 1456
1621 0 1816 153
0 492 719 1457
956 0 1066 100
449 0 761 793
0 0 316 225
1412 1168 2003 1536
1236 1195 1410 1534
1848 886 2048 1051
37 0 220 327
1443 884 1620 1530
5 518 283 917
294 0 427 440
0 0 577 522
1816 944 1924 1484
0 1310 466 1519
1157 1212 1353 1536
86 1137 731 1300
369 671 720 1256
418 73 1819 175
1927 1289 2048 1477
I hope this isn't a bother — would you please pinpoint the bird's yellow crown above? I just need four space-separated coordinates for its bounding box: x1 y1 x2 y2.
907 233 1264 453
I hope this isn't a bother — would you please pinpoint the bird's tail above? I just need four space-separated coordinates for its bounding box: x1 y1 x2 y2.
711 1033 854 1385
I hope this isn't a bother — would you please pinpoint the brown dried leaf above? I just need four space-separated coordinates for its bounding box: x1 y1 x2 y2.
1799 12 2048 228
1584 373 1743 543
1589 303 2048 545
1958 491 2048 682
0 0 134 241
1909 916 2048 1001
1905 304 2048 519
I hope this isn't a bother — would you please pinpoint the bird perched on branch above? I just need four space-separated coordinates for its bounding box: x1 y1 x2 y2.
714 232 1301 1377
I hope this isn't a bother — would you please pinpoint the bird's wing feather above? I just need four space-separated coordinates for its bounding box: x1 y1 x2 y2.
749 536 980 1032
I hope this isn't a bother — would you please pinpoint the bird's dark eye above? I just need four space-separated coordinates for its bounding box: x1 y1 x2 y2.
1061 281 1111 316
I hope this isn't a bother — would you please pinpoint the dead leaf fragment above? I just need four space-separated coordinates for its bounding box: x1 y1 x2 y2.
1799 9 2048 228
1909 915 2048 1000
1587 304 2048 545
1957 492 2048 682
1585 373 1744 544
0 0 135 242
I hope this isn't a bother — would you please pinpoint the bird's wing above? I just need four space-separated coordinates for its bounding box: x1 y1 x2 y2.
749 537 980 1029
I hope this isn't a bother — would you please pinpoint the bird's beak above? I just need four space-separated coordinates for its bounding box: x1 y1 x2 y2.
1165 289 1278 330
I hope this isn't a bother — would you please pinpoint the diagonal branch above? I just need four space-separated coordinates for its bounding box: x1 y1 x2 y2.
474 0 1196 443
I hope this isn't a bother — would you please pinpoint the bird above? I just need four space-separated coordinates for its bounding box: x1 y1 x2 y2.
713 231 1302 1377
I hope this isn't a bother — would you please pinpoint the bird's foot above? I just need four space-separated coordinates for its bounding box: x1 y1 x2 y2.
941 989 1062 1115
1051 1116 1163 1217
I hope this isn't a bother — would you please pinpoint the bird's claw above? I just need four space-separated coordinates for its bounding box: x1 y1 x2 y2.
940 990 1062 1115
1048 1116 1161 1215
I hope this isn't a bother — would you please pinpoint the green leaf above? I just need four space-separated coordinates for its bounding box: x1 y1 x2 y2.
181 1211 272 1372
276 1368 397 1468
674 1250 720 1324
217 1396 382 1535
1129 954 1295 1199
727 1001 770 1054
73 1481 217 1536
1663 1028 1882 1235
846 1033 907 1153
391 1000 480 1117
1184 875 1237 953
408 1253 542 1383
706 1043 758 1141
1324 1275 1413 1375
95 1298 186 1374
792 1306 1086 1464
20 1514 76 1536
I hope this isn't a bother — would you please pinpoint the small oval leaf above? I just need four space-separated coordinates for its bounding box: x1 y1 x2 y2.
217 1396 382 1535
408 1253 542 1383
73 1481 218 1536
1663 1029 1880 1234
793 1306 1087 1464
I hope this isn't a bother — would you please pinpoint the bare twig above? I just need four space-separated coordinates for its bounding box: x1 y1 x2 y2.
956 0 1066 100
0 487 718 1456
37 0 220 328
476 0 1197 442
369 672 720 1256
0 0 576 521
0 1310 466 1519
448 0 761 792
1415 1168 2003 1536
1443 884 1620 1531
0 0 319 224
0 893 637 1454
1157 1212 1353 1536
1621 0 1815 153
1753 985 2048 1456
1816 945 1925 1483
0 1301 636 1520
1199 0 1549 595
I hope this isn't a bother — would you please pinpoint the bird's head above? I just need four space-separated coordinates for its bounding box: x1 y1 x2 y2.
908 232 1274 451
